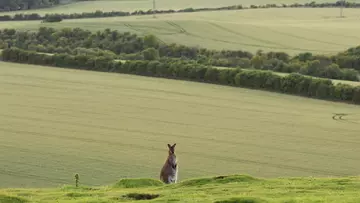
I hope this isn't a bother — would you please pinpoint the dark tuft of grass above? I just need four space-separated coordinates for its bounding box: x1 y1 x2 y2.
122 193 160 200
325 178 353 185
65 192 88 198
167 198 181 202
83 200 109 203
113 178 163 188
0 195 28 203
179 174 259 187
214 197 268 203
64 192 104 198
16 193 33 197
281 200 297 203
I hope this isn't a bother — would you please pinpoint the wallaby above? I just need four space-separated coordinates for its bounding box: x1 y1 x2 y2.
160 143 178 184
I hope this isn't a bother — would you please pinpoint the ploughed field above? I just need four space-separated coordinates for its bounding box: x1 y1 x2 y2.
1 61 360 188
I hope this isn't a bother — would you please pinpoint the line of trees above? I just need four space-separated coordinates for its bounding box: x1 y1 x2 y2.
0 1 358 21
2 47 359 105
0 27 359 82
0 27 253 61
204 52 360 81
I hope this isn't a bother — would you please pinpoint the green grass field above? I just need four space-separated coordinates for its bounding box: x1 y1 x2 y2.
2 7 360 55
1 61 360 189
1 175 360 202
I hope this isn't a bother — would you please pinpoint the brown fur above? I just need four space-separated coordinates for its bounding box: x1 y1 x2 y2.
160 143 178 184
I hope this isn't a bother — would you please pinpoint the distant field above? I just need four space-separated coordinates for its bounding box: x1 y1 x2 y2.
2 8 360 55
5 0 360 14
1 61 360 188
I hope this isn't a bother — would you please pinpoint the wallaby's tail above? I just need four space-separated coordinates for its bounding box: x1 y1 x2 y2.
160 168 166 183
159 173 163 182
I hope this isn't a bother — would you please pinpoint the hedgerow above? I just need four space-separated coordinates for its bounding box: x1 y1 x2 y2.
1 27 359 82
2 47 360 105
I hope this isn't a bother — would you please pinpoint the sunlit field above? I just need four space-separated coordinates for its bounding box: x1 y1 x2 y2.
1 61 360 188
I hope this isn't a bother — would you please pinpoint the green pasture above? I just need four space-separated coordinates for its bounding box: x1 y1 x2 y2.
5 0 360 14
1 61 360 188
2 8 360 54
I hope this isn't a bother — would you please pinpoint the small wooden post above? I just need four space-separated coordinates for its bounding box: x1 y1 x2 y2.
75 173 79 187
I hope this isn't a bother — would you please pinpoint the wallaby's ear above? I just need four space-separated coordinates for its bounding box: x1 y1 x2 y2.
172 143 176 148
167 144 171 148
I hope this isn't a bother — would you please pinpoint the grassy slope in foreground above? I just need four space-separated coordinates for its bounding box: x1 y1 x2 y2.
1 175 360 203
1 61 360 188
3 8 360 55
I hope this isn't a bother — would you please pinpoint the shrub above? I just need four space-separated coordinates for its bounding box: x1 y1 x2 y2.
43 14 62 22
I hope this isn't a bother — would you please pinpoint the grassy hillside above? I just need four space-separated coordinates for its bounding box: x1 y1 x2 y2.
1 61 360 188
2 8 360 54
0 175 360 202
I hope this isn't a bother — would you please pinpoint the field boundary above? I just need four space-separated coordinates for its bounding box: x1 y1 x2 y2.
2 48 360 106
0 48 358 87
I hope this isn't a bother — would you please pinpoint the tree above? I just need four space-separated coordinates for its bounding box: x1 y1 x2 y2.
251 54 266 69
143 34 159 48
142 47 159 60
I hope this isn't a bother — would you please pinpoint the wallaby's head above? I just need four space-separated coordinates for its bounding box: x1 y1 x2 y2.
167 143 176 155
